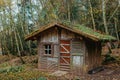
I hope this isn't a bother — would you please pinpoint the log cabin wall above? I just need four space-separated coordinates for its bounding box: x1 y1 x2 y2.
40 27 58 43
38 26 87 72
85 40 102 70
71 39 86 75
38 27 59 72
61 29 76 39
59 28 87 73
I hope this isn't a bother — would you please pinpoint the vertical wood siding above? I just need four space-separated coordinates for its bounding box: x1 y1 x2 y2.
71 39 85 55
61 29 75 39
54 44 59 57
38 27 59 71
40 27 58 43
86 40 102 70
71 39 85 75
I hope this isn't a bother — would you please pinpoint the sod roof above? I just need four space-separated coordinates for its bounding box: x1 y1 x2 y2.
25 22 116 41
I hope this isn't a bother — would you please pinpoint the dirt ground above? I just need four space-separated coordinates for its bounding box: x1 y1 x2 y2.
80 67 120 80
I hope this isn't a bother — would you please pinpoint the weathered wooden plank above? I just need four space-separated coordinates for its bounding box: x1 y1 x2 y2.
39 56 47 70
59 40 71 72
60 68 70 71
60 64 70 66
60 66 70 69
54 44 59 57
72 56 83 66
85 40 102 70
60 56 70 58
40 27 58 43
46 57 58 71
71 39 85 55
61 29 75 39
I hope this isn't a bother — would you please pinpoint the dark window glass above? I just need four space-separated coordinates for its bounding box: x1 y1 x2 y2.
44 45 51 54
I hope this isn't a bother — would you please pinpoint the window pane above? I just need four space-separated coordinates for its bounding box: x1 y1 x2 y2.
49 50 51 54
45 45 48 49
44 44 52 55
45 50 47 54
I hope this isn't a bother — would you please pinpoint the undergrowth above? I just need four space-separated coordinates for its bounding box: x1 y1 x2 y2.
0 70 57 80
0 55 57 80
0 65 24 74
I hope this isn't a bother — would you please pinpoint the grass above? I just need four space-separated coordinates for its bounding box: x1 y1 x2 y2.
0 68 58 80
62 21 116 41
0 70 48 80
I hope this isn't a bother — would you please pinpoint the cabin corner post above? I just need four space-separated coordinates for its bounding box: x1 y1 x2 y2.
57 27 61 70
70 39 73 73
37 38 41 69
82 40 87 74
84 52 89 73
94 42 102 67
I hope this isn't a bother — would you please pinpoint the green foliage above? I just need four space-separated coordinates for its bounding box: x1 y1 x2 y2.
102 53 116 64
38 77 47 80
0 62 9 68
0 70 52 80
0 65 24 74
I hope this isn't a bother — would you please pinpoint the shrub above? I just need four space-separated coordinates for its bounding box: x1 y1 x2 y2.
0 65 24 74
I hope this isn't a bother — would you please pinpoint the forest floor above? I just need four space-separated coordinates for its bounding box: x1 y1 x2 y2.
0 54 120 80
78 67 120 80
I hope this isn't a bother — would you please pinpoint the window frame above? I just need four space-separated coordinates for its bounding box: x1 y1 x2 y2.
42 43 54 57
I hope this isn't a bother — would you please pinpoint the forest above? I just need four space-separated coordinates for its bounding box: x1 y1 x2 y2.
0 0 120 80
0 0 120 55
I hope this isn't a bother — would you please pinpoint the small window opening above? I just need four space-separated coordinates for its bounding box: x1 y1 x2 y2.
44 45 51 54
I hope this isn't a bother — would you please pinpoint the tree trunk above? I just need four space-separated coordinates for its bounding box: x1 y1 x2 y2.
114 18 119 40
102 0 109 34
14 29 25 64
88 0 96 30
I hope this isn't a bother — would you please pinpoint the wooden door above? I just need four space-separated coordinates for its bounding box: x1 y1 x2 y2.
60 40 71 71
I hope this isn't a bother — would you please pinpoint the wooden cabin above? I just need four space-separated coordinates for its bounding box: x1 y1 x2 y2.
25 22 116 74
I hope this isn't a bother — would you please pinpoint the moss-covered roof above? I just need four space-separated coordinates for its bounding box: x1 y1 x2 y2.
25 22 116 41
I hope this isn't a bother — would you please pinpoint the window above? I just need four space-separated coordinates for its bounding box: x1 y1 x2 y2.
44 45 51 55
42 43 53 57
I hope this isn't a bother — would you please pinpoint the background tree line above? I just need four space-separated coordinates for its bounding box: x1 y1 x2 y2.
0 0 120 56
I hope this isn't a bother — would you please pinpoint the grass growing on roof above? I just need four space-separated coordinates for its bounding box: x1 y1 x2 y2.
62 21 116 41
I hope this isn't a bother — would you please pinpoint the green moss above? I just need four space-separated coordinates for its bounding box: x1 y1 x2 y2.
62 21 116 41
